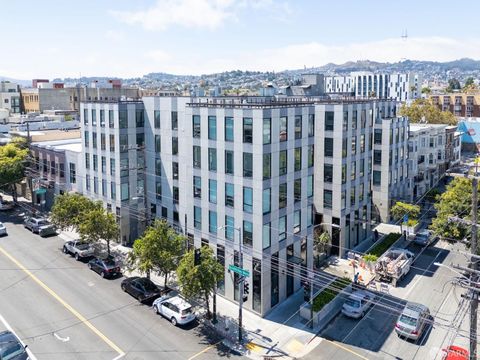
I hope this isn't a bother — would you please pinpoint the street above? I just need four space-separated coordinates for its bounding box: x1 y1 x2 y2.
303 238 472 360
0 210 245 360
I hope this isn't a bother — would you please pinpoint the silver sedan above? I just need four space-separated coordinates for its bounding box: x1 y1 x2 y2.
0 222 7 236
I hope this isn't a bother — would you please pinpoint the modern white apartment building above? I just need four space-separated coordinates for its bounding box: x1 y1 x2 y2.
80 101 147 245
79 96 405 316
325 72 422 102
407 124 460 201
0 81 21 114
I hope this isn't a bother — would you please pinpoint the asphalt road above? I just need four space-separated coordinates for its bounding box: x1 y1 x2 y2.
0 209 245 360
303 239 472 360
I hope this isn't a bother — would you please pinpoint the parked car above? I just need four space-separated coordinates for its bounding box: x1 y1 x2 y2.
341 290 375 319
395 302 430 340
0 201 15 211
413 229 436 247
87 257 121 278
121 277 170 302
152 295 195 326
442 345 469 360
23 217 57 237
0 222 7 236
0 330 29 360
63 240 94 260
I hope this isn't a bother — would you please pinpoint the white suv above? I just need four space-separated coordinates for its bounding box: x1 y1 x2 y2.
342 290 375 319
152 295 195 326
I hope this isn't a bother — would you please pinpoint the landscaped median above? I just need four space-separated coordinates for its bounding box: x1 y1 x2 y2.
300 277 352 329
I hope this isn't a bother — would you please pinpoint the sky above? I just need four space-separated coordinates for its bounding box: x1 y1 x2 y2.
1 0 480 79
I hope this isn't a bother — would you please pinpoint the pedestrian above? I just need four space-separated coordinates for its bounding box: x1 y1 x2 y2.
353 272 360 290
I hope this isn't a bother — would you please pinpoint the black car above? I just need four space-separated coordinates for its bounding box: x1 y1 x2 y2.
121 277 169 302
0 330 29 360
87 257 121 278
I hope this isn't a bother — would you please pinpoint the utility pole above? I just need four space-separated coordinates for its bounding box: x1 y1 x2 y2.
470 177 478 360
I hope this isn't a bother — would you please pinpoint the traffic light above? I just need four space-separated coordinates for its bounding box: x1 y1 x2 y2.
243 281 249 295
194 248 201 266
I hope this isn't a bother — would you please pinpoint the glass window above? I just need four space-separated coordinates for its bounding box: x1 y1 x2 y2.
155 158 161 176
243 152 253 178
209 211 217 234
111 182 116 200
343 111 348 131
172 162 178 179
92 132 97 148
351 187 356 206
279 216 286 241
109 110 114 128
324 164 333 182
325 111 334 131
243 117 253 143
294 179 301 203
280 116 288 141
294 210 301 233
225 150 234 175
263 118 271 144
208 148 217 171
135 110 144 127
171 111 178 130
100 110 105 127
92 109 97 126
109 134 115 152
136 133 145 147
243 221 253 246
208 116 217 140
154 110 160 129
209 179 217 204
308 114 315 137
101 156 106 173
83 108 88 124
156 181 162 200
225 215 234 240
225 117 234 141
193 146 201 168
93 154 98 171
308 145 314 167
120 134 128 152
173 186 179 203
351 161 356 180
279 150 287 175
307 205 313 226
263 153 271 179
352 110 357 129
243 187 253 213
225 183 234 207
193 115 201 138
155 135 161 152
294 148 302 171
263 188 271 214
172 137 178 155
194 206 202 230
121 183 129 201
119 110 127 128
263 223 271 249
374 129 382 144
102 179 107 196
374 150 382 165
360 159 364 177
193 176 201 198
325 138 333 157
360 134 365 153
84 131 89 147
351 136 356 155
373 170 381 185
324 189 332 209
342 138 347 158
295 115 302 139
279 183 287 208
307 175 313 197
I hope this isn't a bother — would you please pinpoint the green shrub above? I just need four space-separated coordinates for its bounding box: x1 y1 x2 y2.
368 233 401 257
362 254 378 263
312 277 351 312
406 219 418 227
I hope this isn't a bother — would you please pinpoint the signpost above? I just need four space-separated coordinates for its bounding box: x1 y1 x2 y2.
228 264 250 278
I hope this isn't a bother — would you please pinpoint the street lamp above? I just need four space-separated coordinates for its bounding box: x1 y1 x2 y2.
218 225 244 344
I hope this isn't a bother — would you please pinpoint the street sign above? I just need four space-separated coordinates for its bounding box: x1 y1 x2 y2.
403 214 409 223
228 264 250 277
35 188 47 195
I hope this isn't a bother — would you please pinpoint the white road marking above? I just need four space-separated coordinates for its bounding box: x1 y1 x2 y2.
112 353 125 360
0 313 39 360
53 332 70 342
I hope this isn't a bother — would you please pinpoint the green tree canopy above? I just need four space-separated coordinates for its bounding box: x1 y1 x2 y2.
430 178 474 242
0 142 28 200
313 230 331 254
399 98 456 125
50 193 101 231
176 246 224 319
127 219 185 286
465 77 475 87
446 78 461 93
78 208 119 257
421 87 432 94
390 201 420 223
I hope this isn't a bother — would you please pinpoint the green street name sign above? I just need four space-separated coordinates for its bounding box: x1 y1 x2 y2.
228 264 250 277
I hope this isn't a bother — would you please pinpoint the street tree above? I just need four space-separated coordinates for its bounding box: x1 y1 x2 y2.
446 78 461 92
430 178 474 241
176 246 224 319
390 201 420 223
314 230 331 255
0 141 29 202
399 98 456 125
127 219 185 285
464 77 475 87
50 193 101 231
78 208 119 257
421 87 432 94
